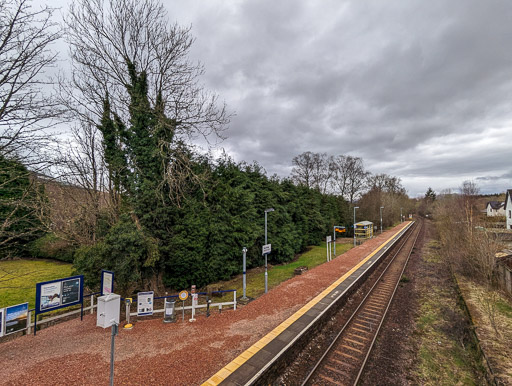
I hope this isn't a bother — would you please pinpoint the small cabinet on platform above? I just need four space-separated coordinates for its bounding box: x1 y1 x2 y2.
97 293 120 328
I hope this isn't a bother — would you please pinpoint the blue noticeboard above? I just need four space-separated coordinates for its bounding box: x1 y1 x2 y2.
34 275 84 335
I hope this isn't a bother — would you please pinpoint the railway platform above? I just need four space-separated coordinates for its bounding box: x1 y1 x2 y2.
203 221 414 385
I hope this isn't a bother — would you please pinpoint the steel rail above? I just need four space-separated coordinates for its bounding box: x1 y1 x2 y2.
301 220 421 386
352 219 423 385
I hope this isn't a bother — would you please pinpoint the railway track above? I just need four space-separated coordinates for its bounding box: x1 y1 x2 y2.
301 220 423 386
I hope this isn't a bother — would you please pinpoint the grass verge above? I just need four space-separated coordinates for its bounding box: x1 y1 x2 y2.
413 240 484 385
214 241 352 301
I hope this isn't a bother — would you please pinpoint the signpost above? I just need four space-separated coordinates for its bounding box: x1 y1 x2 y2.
262 243 271 293
178 290 188 321
326 236 332 262
242 247 248 301
101 270 114 296
189 285 197 322
137 291 154 316
35 275 84 335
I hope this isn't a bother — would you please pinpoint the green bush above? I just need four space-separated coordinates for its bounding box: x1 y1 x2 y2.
73 218 158 294
29 233 76 262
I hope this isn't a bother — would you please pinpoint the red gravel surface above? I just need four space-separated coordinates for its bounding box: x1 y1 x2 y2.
0 224 407 385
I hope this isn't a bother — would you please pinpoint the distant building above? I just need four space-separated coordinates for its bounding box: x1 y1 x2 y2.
486 201 505 217
506 190 512 230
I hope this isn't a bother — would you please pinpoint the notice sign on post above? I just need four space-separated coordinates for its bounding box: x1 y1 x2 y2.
101 270 114 296
5 303 28 335
36 275 84 314
326 236 332 243
262 243 271 255
137 291 154 316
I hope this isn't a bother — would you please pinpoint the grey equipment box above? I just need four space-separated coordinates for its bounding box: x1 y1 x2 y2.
97 293 121 328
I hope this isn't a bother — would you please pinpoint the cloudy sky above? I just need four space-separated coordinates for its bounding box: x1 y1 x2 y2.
52 0 512 196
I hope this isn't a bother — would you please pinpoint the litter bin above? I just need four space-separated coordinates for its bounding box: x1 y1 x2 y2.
163 298 176 323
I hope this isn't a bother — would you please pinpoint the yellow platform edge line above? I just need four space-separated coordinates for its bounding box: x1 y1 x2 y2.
201 222 411 386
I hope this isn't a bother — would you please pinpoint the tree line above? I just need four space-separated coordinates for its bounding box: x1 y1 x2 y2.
0 0 351 294
291 151 413 227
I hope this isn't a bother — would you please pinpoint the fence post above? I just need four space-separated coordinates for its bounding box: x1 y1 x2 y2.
233 290 237 311
90 295 95 314
27 310 32 335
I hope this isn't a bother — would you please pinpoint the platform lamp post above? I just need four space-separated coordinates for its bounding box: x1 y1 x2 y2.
264 208 274 293
380 206 384 234
400 207 403 223
353 206 359 247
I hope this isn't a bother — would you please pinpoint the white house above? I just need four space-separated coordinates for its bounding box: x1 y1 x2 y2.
486 201 505 217
506 190 512 230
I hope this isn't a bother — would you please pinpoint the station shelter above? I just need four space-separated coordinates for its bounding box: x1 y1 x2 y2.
355 221 373 241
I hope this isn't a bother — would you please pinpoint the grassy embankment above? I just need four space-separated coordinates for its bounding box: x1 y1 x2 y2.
456 276 512 384
413 240 485 385
0 259 73 309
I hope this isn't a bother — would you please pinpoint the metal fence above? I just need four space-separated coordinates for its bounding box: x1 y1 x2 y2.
8 289 237 337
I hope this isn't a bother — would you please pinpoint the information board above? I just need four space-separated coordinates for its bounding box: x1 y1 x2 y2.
262 243 271 255
101 270 114 296
36 275 84 315
0 308 4 337
5 303 28 335
137 291 154 316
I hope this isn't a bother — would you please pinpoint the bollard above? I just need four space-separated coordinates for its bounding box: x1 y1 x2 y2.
124 298 133 329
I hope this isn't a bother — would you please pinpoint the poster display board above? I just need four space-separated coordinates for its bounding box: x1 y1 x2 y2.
0 308 4 337
137 291 154 316
101 270 114 296
36 275 84 315
5 303 28 335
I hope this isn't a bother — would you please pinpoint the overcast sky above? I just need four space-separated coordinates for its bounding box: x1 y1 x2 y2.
51 0 512 197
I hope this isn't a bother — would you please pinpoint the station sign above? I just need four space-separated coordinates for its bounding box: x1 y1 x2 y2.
178 290 189 301
262 244 271 255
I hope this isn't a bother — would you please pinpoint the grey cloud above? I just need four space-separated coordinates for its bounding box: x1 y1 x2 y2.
160 1 512 195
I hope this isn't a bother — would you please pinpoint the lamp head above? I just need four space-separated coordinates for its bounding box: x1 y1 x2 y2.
265 208 275 213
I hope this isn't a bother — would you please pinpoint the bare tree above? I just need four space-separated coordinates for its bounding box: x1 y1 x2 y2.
61 0 228 139
0 0 62 256
0 0 61 161
291 151 333 193
58 0 229 219
331 155 369 203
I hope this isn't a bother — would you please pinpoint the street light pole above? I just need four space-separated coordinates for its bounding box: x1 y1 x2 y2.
353 206 359 247
264 208 274 293
380 206 384 234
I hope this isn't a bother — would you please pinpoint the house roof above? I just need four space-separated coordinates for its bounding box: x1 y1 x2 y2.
487 201 505 210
